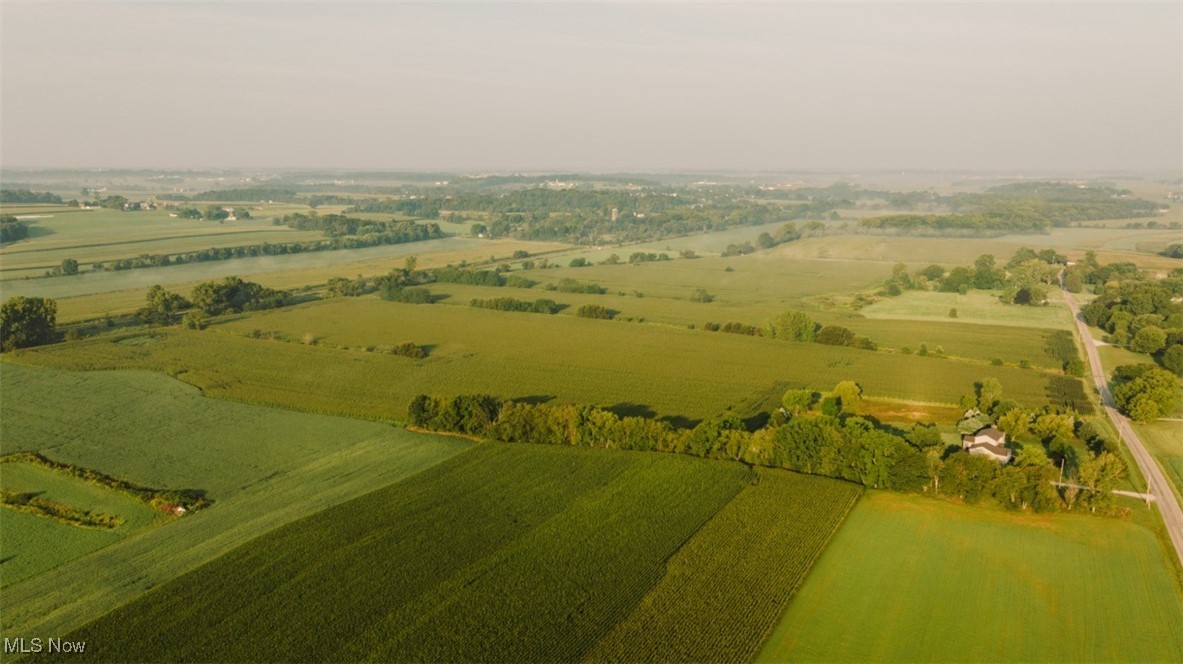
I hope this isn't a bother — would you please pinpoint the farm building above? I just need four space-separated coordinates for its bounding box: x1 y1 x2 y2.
962 426 1012 464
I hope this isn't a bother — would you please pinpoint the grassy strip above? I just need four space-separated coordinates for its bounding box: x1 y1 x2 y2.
0 489 122 529
0 452 210 514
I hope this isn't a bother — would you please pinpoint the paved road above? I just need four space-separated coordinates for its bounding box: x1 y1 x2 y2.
1062 285 1183 568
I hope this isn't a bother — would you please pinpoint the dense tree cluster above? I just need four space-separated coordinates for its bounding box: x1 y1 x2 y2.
0 296 57 351
1162 244 1183 259
860 182 1163 235
1079 255 1183 374
190 277 291 315
469 297 560 314
136 285 191 325
549 278 606 294
763 311 875 349
1112 365 1181 421
0 215 30 244
161 187 300 203
282 213 440 241
702 321 762 336
347 188 834 245
575 304 616 319
881 249 1065 306
0 189 63 204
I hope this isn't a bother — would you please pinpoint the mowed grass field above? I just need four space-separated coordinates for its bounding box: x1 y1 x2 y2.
7 297 1065 423
53 444 762 662
0 363 471 632
859 290 1074 330
758 492 1183 663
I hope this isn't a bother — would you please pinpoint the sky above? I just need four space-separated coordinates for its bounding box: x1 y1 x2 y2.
2 2 1180 172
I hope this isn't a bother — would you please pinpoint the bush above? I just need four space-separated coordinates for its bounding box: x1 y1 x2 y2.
575 304 616 320
689 289 715 303
381 285 435 304
391 342 427 359
816 325 856 346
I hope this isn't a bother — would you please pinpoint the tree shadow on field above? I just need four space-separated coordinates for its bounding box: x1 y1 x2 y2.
24 225 56 239
742 411 770 431
659 414 702 429
430 293 451 303
606 402 657 419
512 395 556 406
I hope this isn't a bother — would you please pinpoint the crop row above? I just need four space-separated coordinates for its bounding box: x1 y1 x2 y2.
586 468 862 663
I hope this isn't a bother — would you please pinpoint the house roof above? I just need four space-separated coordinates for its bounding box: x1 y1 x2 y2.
975 426 1005 442
969 441 1012 459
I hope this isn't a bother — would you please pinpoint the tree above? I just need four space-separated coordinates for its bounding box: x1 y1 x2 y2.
832 381 862 413
470 223 488 237
1130 326 1167 354
976 377 1003 413
59 258 79 276
404 255 418 272
138 285 190 325
816 325 856 346
1162 344 1183 376
1112 365 1180 421
905 422 944 449
781 389 814 415
973 254 1004 289
1075 452 1126 513
0 296 57 351
763 311 816 342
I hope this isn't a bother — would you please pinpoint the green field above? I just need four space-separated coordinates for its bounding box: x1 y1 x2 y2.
0 461 166 586
416 279 1065 368
860 290 1074 330
759 492 1183 663
587 469 861 662
1136 421 1183 504
0 206 326 279
7 297 1065 423
52 444 763 662
0 363 470 638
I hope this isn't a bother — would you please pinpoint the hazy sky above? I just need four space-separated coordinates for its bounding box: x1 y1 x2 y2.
2 2 1180 172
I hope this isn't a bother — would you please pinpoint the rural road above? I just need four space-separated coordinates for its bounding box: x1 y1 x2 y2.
1062 285 1183 569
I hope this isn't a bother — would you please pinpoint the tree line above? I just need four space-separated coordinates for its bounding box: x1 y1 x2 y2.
408 377 1125 515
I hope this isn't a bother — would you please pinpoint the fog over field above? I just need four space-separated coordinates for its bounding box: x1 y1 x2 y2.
2 2 1180 172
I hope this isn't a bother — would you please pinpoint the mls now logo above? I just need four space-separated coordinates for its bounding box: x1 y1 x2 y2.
4 637 88 654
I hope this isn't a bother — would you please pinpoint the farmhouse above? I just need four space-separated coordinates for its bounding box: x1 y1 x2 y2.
962 426 1012 463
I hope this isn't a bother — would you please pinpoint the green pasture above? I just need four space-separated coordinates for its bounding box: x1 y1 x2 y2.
8 297 1065 422
758 491 1183 663
859 290 1074 330
587 469 861 663
53 444 757 662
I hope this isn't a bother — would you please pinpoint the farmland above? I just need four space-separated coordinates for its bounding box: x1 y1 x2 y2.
5 297 1065 424
52 444 768 662
0 363 471 625
758 492 1183 663
586 469 861 663
0 460 166 586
